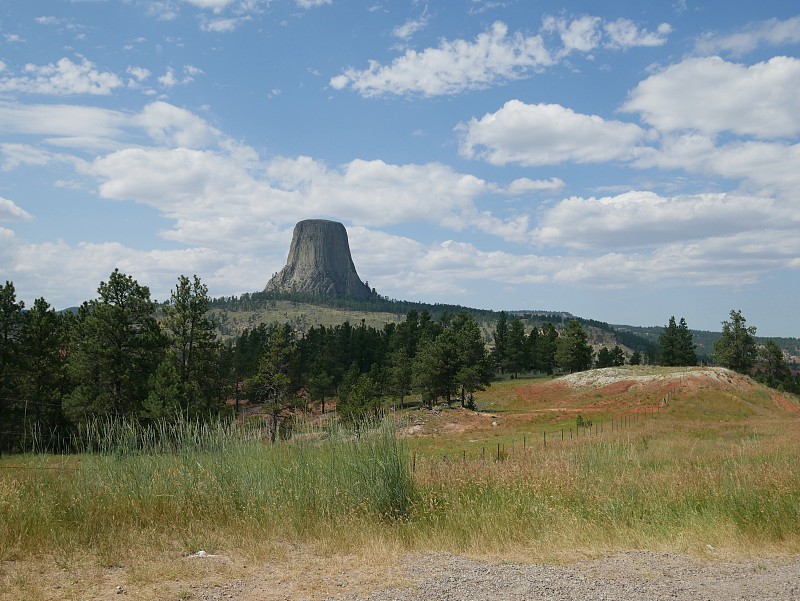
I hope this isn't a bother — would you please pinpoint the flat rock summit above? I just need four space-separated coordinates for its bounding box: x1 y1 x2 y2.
265 219 373 301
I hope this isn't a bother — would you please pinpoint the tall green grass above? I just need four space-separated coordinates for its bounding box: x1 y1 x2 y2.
0 415 413 562
3 413 800 563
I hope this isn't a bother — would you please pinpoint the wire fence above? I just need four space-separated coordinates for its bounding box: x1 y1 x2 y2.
411 387 678 470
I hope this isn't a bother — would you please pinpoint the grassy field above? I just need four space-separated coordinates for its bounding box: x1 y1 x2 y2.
2 367 800 599
210 300 404 337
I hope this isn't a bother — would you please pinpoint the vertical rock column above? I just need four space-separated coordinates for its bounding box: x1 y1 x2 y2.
265 219 373 300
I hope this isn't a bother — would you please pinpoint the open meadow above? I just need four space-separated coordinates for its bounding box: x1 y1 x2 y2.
2 366 800 600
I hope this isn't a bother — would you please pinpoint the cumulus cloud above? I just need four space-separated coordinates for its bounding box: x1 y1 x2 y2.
126 66 151 82
331 21 552 97
0 57 123 96
542 14 602 54
332 14 673 97
696 16 800 57
532 191 794 250
133 101 223 148
0 196 33 222
458 100 648 166
623 56 800 138
2 236 273 309
87 147 526 249
158 65 202 87
603 18 671 49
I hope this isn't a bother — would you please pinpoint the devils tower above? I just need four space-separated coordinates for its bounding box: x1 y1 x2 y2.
265 219 373 301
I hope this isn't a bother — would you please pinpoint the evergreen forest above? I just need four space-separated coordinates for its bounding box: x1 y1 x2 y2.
1 271 797 454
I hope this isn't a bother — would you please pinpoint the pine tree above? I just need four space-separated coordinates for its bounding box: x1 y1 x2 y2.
555 320 593 373
0 282 25 454
248 324 298 443
413 329 459 407
610 345 626 366
527 327 540 372
506 318 527 376
659 316 697 366
162 275 222 417
492 311 508 374
388 348 413 408
64 269 164 423
758 340 792 390
658 316 679 366
676 318 697 366
17 297 69 446
537 323 558 374
596 347 613 368
713 309 757 374
337 370 379 432
452 312 493 408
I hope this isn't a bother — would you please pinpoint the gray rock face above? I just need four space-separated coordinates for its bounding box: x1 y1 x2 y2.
266 219 373 300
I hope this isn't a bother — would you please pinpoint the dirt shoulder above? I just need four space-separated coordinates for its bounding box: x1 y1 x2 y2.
192 551 800 601
13 550 794 601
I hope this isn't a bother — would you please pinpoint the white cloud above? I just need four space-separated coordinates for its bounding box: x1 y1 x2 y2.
200 16 251 32
542 15 671 56
158 67 179 86
2 237 271 309
35 16 62 26
331 21 552 97
701 140 800 199
623 56 800 138
134 101 223 148
503 177 565 195
0 143 56 171
393 12 429 40
0 58 123 96
542 15 602 54
603 19 671 49
82 139 533 252
696 16 800 57
181 0 237 12
158 65 202 86
295 0 332 8
532 191 794 250
147 1 180 21
0 102 128 146
127 66 151 82
0 196 33 222
458 100 648 166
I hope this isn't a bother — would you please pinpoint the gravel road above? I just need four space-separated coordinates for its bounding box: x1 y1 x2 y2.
328 552 800 601
191 551 800 601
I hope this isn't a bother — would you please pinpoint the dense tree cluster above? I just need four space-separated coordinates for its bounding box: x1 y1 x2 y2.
0 274 495 453
490 313 596 375
2 272 797 455
0 273 224 454
657 316 698 366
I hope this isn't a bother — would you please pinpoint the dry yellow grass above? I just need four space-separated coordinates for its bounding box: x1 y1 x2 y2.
2 367 799 599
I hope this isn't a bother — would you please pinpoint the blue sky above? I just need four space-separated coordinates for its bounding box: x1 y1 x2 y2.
1 1 799 337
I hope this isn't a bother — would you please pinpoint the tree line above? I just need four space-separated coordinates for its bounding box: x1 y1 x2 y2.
2 271 797 454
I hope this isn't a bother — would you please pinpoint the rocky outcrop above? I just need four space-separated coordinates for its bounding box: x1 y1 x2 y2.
265 219 373 300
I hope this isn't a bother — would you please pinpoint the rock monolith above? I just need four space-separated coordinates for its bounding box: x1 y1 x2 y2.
265 219 373 300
